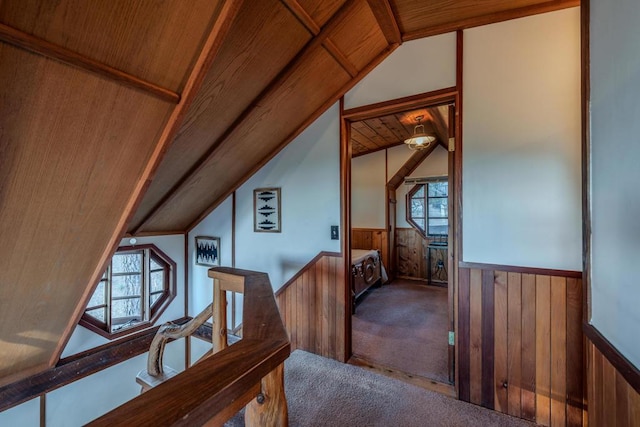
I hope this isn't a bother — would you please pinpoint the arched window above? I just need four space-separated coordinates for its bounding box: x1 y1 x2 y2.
407 180 449 238
81 244 176 339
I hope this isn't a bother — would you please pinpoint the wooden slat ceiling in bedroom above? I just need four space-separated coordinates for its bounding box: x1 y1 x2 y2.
0 0 240 386
0 0 580 387
350 105 450 157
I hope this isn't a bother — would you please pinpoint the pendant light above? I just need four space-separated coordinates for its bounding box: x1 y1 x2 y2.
404 115 435 151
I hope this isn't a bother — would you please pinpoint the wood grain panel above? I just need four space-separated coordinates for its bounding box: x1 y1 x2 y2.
0 0 222 92
327 0 388 70
587 335 640 427
351 228 389 271
129 0 311 231
0 44 173 384
295 0 347 27
396 228 427 279
457 265 583 426
391 0 580 40
140 46 351 231
275 253 345 361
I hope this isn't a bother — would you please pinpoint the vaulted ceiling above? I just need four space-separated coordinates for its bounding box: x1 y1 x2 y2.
0 0 578 387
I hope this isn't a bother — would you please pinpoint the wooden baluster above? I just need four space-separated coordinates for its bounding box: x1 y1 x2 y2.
245 363 288 427
212 278 228 352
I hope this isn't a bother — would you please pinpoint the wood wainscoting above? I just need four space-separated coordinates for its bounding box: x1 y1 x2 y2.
457 263 584 427
396 227 429 280
351 228 389 271
275 252 345 361
585 326 640 426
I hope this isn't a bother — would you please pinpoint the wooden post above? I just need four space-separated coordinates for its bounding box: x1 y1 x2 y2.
212 278 228 352
245 363 288 426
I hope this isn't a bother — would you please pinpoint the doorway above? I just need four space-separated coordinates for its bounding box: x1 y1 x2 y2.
342 89 459 392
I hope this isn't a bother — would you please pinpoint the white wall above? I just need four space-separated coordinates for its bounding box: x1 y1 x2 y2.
62 234 186 357
590 0 640 368
345 33 457 109
351 150 386 228
462 8 582 270
395 145 449 228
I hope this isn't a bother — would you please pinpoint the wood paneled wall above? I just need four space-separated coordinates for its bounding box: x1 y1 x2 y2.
586 329 640 427
458 264 583 426
396 227 428 279
351 228 388 270
275 252 346 361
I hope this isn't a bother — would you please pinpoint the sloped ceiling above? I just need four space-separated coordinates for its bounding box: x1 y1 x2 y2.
0 0 578 387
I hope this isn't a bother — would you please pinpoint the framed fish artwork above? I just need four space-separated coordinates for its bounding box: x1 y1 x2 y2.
254 188 281 232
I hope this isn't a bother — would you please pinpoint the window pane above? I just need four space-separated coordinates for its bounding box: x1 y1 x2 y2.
411 199 424 218
414 218 426 232
112 274 141 297
86 308 106 322
428 182 448 197
150 293 161 306
428 198 448 217
429 218 448 235
87 281 106 307
412 185 424 198
112 252 142 274
112 297 142 319
150 257 163 271
150 270 164 293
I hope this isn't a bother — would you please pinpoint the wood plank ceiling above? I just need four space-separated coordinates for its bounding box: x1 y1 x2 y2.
0 0 578 386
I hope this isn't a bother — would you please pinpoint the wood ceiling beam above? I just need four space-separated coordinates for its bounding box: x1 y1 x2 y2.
430 107 450 150
366 0 402 44
53 0 245 365
0 22 180 103
402 0 580 42
280 0 322 35
324 39 359 77
387 142 439 191
133 0 371 234
186 42 399 231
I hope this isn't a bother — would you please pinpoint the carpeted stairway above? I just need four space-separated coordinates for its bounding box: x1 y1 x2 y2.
226 350 536 427
352 281 450 384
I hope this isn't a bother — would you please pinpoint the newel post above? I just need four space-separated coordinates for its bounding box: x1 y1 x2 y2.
212 277 228 352
245 363 288 426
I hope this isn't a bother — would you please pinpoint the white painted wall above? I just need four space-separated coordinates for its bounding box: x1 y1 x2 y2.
62 234 186 357
462 8 582 270
396 145 449 228
351 150 386 228
0 398 39 427
235 103 341 291
345 33 457 109
590 0 640 368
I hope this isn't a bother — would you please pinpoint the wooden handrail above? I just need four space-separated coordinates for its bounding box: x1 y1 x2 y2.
88 268 290 426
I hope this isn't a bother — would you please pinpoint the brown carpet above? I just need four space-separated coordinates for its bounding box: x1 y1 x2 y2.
352 281 450 384
225 350 535 427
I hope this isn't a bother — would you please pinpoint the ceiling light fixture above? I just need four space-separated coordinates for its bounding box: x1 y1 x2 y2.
404 115 435 151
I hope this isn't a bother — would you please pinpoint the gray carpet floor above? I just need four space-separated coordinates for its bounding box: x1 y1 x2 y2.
226 350 536 427
352 281 450 384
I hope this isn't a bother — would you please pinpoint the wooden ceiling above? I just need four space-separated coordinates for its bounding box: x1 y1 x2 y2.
0 0 578 387
351 105 449 157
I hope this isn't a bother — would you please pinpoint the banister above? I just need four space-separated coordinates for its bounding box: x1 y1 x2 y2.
88 268 290 426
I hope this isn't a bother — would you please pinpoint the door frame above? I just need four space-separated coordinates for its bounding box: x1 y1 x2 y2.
340 86 462 393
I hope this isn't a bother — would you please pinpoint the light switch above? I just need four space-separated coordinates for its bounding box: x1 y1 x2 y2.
331 225 339 240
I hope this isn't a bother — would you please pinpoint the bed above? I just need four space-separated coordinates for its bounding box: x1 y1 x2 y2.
351 249 388 311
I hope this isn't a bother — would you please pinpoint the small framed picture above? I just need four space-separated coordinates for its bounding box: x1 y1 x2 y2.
195 236 220 266
254 188 281 232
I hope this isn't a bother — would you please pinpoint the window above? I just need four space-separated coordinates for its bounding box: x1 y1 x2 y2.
407 180 449 237
81 244 176 339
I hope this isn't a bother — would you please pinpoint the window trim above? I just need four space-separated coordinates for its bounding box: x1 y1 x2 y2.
80 244 176 339
406 179 449 239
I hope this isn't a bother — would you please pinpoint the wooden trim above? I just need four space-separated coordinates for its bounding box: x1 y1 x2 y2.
279 0 321 35
584 324 640 395
402 0 581 42
366 0 402 44
186 43 400 232
458 262 582 279
0 317 190 412
351 227 387 233
324 40 359 77
342 96 353 362
275 251 341 297
53 0 245 367
184 231 190 369
342 87 458 121
581 0 591 324
232 191 237 268
481 269 495 408
0 22 180 104
458 267 471 401
39 394 45 427
124 230 186 237
90 268 290 426
454 31 463 399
